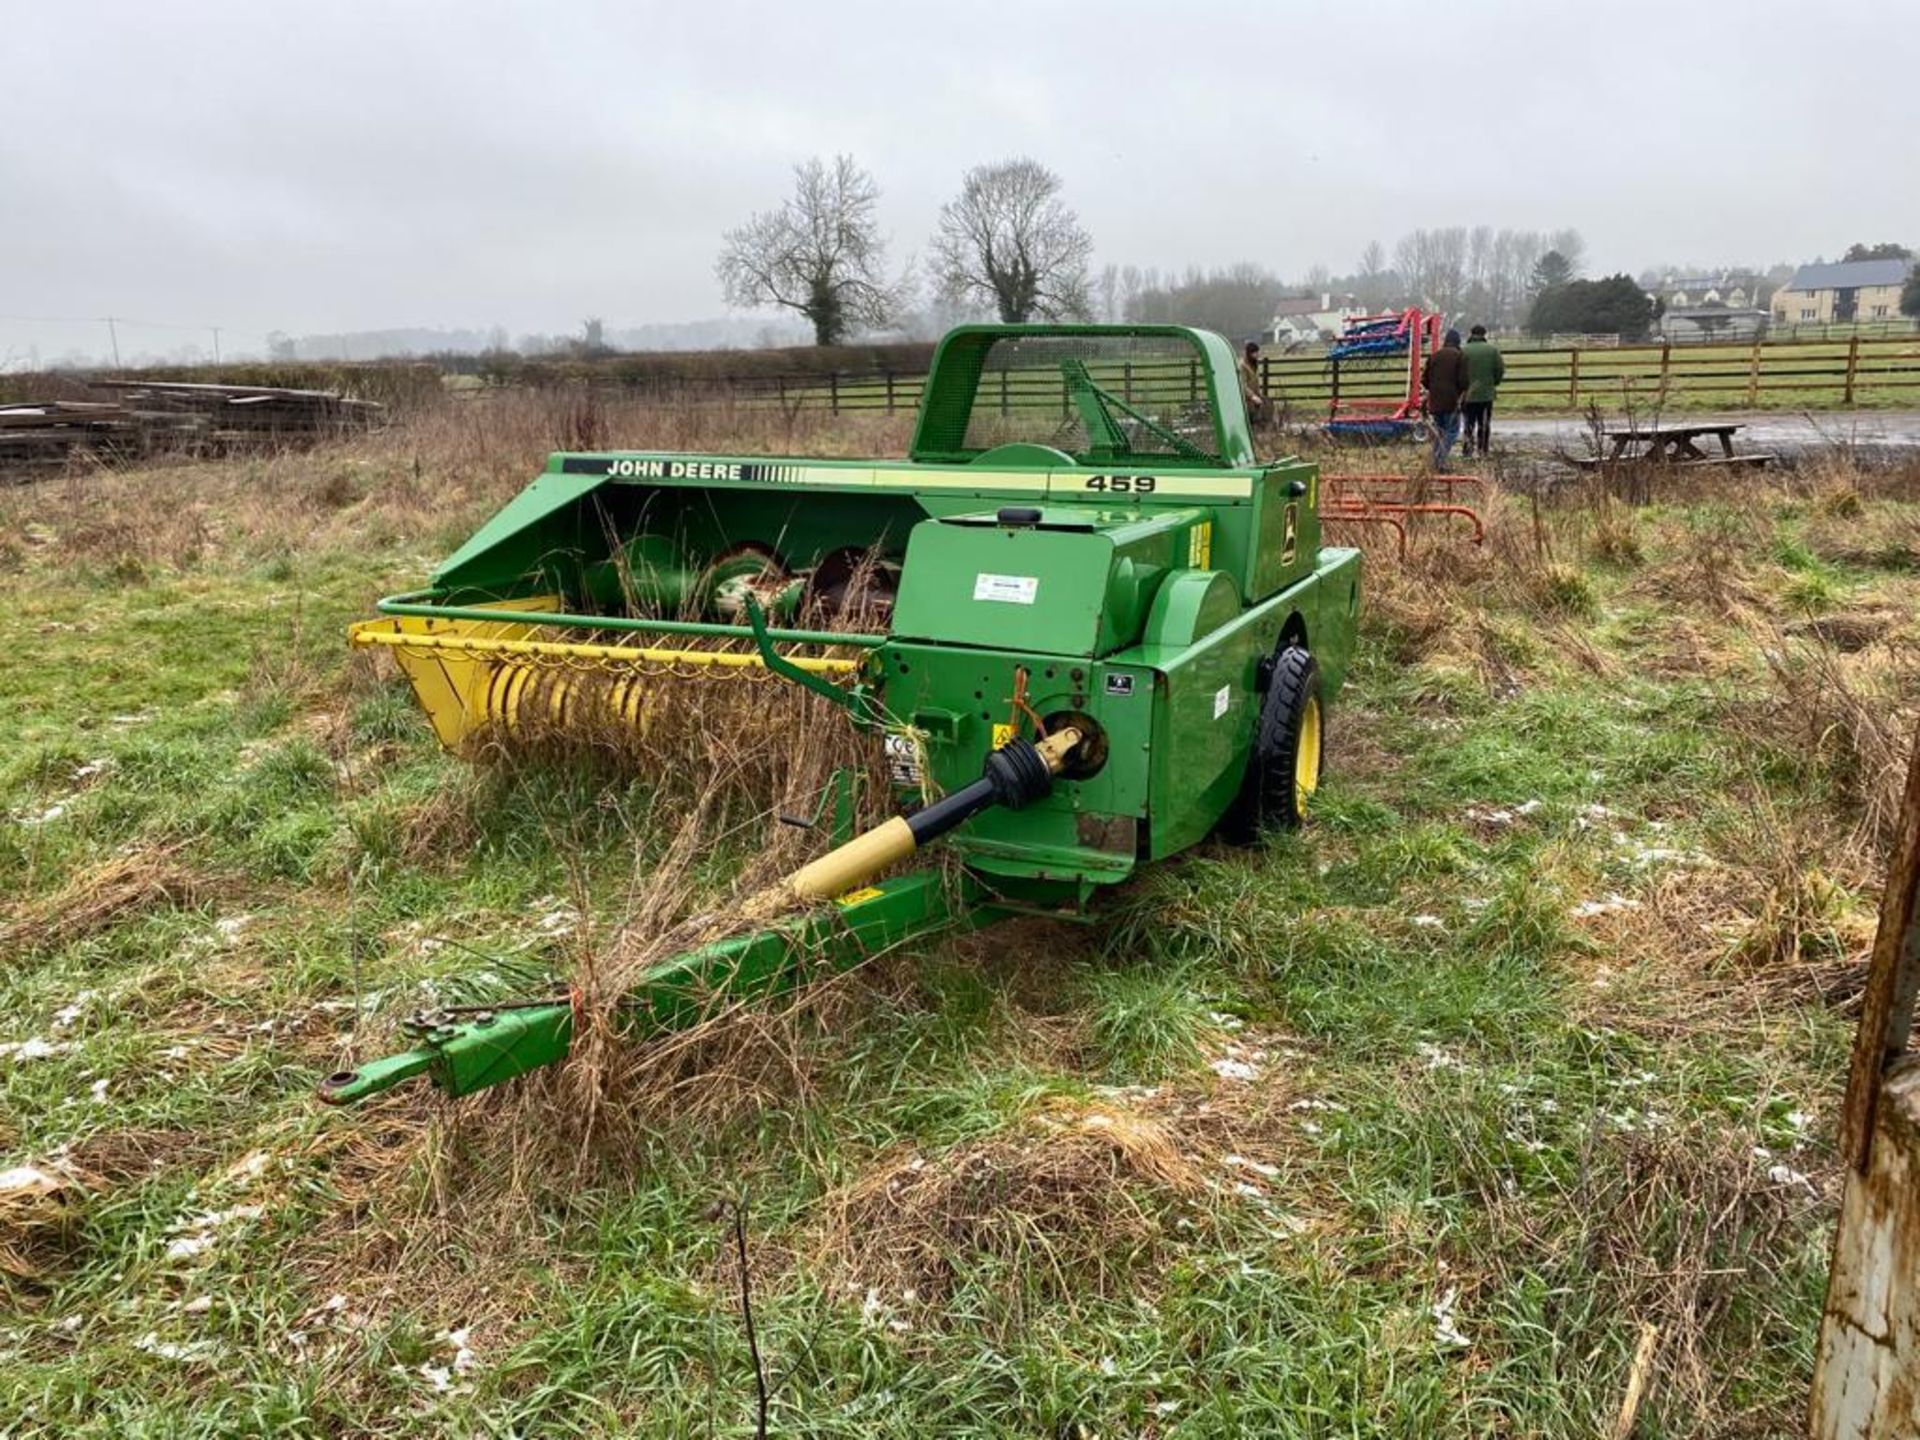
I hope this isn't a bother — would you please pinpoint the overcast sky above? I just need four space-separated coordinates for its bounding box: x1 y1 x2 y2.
6 0 1917 360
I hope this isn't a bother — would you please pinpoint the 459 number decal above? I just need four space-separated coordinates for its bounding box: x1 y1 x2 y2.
1082 474 1157 494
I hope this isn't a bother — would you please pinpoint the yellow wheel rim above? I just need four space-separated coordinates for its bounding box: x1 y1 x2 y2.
1295 695 1323 816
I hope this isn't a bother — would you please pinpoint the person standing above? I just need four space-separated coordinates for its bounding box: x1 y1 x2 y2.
1461 324 1505 458
1240 340 1270 427
1421 328 1470 468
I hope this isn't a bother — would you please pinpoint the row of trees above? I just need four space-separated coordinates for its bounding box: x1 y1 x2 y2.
1111 231 1589 340
716 155 1094 345
715 156 1920 348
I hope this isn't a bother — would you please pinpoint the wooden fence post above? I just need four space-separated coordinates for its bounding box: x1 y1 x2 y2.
1568 347 1581 407
1844 334 1861 407
1747 339 1762 407
1660 342 1671 397
1123 362 1134 405
999 367 1010 417
1810 727 1920 1438
829 371 839 415
884 371 895 416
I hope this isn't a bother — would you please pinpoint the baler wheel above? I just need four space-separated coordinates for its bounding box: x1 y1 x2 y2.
1222 646 1323 842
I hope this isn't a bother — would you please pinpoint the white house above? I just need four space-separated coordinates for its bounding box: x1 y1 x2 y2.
1269 293 1368 345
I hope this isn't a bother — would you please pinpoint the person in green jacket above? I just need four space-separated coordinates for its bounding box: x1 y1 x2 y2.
1460 324 1505 458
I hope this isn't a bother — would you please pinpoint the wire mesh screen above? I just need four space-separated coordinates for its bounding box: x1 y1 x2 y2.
920 332 1222 464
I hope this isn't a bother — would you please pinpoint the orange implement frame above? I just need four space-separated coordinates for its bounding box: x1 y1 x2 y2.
1321 473 1487 559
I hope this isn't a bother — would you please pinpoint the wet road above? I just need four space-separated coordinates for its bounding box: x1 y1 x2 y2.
1489 409 1920 458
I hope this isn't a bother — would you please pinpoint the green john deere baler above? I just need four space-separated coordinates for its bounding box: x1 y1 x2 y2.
321 325 1360 1105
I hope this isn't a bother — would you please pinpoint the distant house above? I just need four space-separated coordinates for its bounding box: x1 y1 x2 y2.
1770 259 1912 325
1658 271 1762 309
1659 306 1769 342
1269 293 1368 345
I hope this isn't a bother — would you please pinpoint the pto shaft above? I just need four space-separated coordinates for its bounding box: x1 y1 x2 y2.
763 727 1081 910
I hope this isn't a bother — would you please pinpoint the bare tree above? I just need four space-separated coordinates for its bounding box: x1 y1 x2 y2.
716 155 896 346
1355 241 1392 309
1394 227 1470 318
931 159 1093 323
1549 227 1587 279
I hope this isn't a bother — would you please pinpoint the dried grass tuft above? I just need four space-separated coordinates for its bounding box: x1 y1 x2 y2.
811 1095 1203 1312
1756 628 1919 853
0 1160 94 1281
0 842 220 956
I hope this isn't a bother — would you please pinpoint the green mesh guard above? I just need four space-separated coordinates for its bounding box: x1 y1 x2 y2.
912 329 1232 467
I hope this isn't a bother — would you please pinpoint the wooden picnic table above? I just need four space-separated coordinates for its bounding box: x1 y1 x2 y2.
1583 421 1773 468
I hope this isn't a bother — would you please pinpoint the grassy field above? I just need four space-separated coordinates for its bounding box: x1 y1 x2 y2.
2 397 1918 1436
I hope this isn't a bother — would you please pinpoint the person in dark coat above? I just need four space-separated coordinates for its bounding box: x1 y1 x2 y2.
1421 328 1470 468
1240 340 1269 427
1460 324 1506 458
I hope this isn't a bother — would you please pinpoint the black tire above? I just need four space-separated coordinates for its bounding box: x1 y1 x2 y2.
1221 647 1324 843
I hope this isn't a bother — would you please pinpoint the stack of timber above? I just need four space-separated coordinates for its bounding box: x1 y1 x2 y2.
0 381 382 477
0 400 140 471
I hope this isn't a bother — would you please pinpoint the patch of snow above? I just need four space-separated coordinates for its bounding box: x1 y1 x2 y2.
1411 914 1445 930
1209 1057 1258 1082
88 1079 109 1104
164 1204 264 1262
1415 1041 1466 1071
0 1165 62 1198
52 992 97 1029
0 1037 72 1064
1431 1287 1471 1348
135 1332 219 1363
1572 893 1641 919
1767 1163 1817 1194
1223 1155 1280 1179
19 803 66 826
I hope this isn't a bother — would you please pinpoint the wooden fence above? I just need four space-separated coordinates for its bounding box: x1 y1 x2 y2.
629 332 1920 418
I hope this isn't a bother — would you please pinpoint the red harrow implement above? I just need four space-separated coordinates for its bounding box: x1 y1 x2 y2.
1324 308 1446 443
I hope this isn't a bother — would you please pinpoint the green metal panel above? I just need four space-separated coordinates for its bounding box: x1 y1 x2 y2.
1141 612 1263 857
430 452 1274 604
1116 547 1362 858
891 508 1201 659
1302 546 1363 695
876 640 1145 886
434 469 606 595
1250 460 1323 599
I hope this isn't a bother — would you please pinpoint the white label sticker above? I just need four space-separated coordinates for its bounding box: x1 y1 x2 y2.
1213 684 1231 720
973 573 1038 605
884 734 922 785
